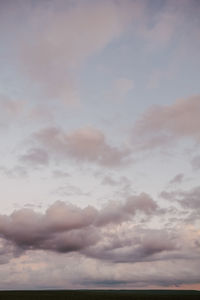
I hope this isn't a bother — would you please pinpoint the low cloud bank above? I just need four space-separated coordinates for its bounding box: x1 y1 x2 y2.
0 193 157 255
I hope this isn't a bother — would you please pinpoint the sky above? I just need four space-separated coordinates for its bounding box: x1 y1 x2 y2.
0 0 200 290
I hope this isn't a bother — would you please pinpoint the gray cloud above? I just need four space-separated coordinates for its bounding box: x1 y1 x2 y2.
0 196 199 289
0 238 22 265
0 194 158 258
191 155 200 170
0 165 28 178
0 202 98 254
161 185 200 212
52 169 69 178
20 148 49 167
169 173 184 185
96 193 158 226
84 228 178 263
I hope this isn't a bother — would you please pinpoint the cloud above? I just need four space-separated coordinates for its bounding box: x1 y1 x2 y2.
169 173 184 185
0 194 158 257
0 0 142 104
0 245 199 290
178 186 200 210
191 155 200 170
31 126 130 167
84 227 178 264
20 148 49 167
52 170 69 178
0 197 199 289
0 238 22 265
139 0 200 55
0 94 24 127
0 165 28 178
132 95 200 150
0 201 98 253
96 193 158 226
101 175 131 188
52 184 90 198
161 185 200 210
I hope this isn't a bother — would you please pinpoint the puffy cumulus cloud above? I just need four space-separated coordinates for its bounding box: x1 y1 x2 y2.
30 126 130 167
0 0 142 104
0 201 98 252
96 193 158 226
0 194 158 258
132 96 200 150
0 197 200 289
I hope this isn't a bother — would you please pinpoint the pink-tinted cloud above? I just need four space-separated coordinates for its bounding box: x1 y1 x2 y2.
0 196 199 289
1 0 143 104
30 126 130 167
84 228 178 263
0 94 24 127
132 95 200 150
0 194 158 256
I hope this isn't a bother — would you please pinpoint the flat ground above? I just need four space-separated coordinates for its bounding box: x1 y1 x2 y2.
0 290 199 300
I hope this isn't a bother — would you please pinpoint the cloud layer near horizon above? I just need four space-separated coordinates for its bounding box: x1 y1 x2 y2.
0 193 157 253
0 186 199 289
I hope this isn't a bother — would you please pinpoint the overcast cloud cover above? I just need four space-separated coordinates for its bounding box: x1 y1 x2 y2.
0 0 200 290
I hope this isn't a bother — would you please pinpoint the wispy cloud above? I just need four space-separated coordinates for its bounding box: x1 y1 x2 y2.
132 95 200 150
27 126 131 167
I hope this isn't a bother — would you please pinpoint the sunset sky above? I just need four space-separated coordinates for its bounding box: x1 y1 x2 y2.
0 0 200 290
